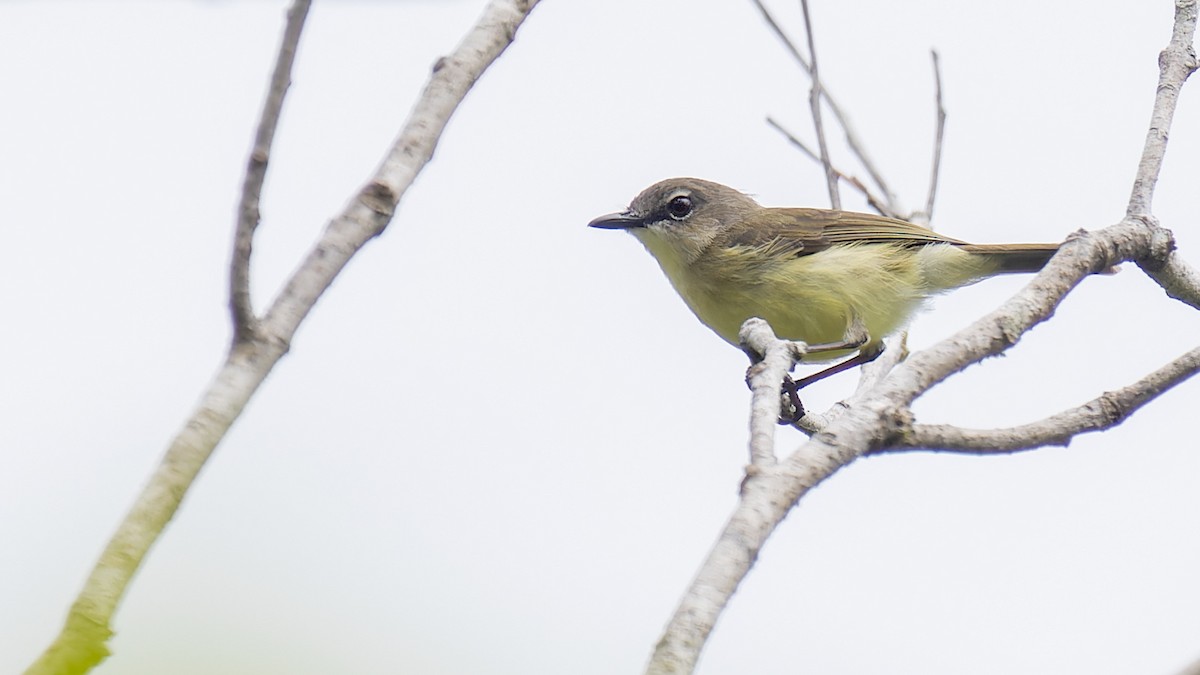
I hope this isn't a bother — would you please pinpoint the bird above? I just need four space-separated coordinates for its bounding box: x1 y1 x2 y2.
589 177 1065 390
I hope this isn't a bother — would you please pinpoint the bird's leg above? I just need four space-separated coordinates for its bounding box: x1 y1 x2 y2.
742 315 877 424
793 314 879 389
793 342 884 389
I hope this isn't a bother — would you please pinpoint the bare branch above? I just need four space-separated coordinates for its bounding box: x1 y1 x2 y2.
646 419 859 675
650 5 1198 672
1125 0 1200 312
1127 0 1198 216
887 344 1200 454
230 1 309 343
894 0 1197 397
1145 249 1200 311
765 117 895 216
890 2 1200 398
799 0 840 209
740 318 819 466
750 0 899 209
749 0 809 69
24 3 541 673
919 49 947 224
765 115 819 161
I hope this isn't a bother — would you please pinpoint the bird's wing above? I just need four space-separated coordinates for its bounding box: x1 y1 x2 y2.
722 208 968 257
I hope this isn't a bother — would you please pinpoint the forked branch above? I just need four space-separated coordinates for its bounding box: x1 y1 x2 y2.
25 2 541 673
647 2 1198 673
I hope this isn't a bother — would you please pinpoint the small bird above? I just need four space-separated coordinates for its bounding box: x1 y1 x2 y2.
589 177 1065 388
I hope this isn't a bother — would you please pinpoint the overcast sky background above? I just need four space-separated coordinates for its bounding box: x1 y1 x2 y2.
3 1 1200 674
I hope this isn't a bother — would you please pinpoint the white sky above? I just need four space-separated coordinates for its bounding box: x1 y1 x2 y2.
3 1 1199 674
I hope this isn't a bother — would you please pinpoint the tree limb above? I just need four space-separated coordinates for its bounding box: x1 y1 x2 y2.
1127 0 1198 217
1145 251 1200 311
739 319 793 467
886 344 1200 454
646 2 1198 672
24 2 541 673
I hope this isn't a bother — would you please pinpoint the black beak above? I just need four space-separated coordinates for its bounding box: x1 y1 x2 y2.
588 210 644 230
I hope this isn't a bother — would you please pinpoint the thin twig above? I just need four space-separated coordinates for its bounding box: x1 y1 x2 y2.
230 0 309 343
765 116 894 217
750 0 810 69
799 0 840 210
750 0 898 209
920 49 947 224
887 344 1200 454
765 116 819 162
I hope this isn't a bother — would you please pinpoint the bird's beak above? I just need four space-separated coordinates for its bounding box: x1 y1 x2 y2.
588 210 644 230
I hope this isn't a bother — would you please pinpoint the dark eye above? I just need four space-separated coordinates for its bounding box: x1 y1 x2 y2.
666 195 693 220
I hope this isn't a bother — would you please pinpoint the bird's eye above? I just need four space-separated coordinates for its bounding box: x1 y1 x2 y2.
666 195 693 220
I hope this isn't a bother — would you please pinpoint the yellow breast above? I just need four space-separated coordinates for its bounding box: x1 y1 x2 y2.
634 232 993 361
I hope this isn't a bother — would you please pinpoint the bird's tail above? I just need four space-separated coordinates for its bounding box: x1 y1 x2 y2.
958 242 1062 274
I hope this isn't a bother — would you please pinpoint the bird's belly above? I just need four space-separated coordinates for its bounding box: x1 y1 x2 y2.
673 247 926 360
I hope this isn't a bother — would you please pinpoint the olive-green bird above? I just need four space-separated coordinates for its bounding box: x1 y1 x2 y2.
589 177 1063 387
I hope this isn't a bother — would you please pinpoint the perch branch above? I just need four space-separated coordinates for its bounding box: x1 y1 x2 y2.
647 3 1197 673
740 319 810 467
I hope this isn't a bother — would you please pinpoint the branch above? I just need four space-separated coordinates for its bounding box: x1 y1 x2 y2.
793 332 909 434
918 49 947 225
892 0 1196 399
750 0 898 209
646 380 901 675
24 3 540 673
740 319 813 467
1127 0 1198 217
1145 250 1200 311
1128 0 1199 315
230 0 310 343
887 344 1200 454
648 4 1198 672
765 116 894 217
799 0 839 209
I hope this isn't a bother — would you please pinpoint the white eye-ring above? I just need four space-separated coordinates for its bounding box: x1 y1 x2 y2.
666 194 694 220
